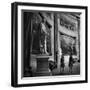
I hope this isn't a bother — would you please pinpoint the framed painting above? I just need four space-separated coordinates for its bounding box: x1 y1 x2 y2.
11 2 88 87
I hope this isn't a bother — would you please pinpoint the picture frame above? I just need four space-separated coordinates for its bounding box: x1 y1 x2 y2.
11 2 88 87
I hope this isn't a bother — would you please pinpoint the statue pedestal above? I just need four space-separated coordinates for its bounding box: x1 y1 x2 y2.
35 56 51 76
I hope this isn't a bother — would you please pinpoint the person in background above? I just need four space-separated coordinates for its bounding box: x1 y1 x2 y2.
60 54 65 73
69 53 73 74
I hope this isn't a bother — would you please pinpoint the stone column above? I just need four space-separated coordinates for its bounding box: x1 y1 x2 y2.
57 14 61 73
51 13 54 59
75 20 80 61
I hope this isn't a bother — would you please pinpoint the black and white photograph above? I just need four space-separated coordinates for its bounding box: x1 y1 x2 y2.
11 2 88 87
22 11 80 77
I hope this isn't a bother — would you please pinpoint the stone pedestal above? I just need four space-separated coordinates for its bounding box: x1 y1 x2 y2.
35 56 51 76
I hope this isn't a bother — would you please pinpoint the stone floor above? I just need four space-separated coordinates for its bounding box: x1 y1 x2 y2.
52 62 80 76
